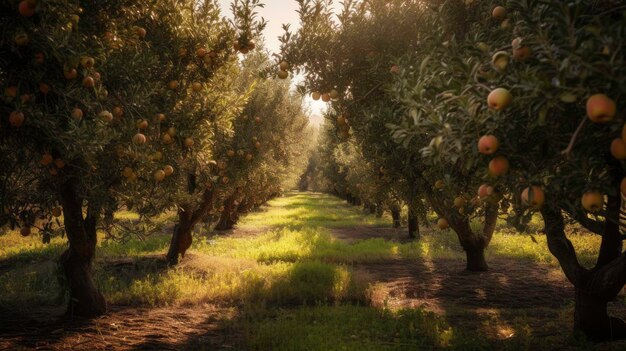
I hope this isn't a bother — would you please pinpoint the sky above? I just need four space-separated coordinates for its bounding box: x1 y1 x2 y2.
217 0 329 126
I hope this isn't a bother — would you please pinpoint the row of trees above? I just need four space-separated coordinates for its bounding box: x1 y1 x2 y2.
287 0 625 342
1 0 312 317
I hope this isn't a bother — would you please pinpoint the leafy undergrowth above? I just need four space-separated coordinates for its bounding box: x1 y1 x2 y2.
0 192 613 350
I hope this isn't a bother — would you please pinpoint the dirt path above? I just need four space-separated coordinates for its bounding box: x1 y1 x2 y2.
0 304 238 351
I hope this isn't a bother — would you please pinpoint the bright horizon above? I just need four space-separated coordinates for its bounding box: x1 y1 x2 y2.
217 0 333 126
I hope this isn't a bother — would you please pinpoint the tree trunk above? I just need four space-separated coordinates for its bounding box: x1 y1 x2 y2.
58 181 106 318
574 289 626 341
391 206 401 228
215 193 240 231
166 213 193 265
375 202 384 218
464 244 488 272
368 203 376 214
408 209 419 239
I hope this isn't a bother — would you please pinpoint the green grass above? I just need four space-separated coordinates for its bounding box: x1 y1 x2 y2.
0 191 614 350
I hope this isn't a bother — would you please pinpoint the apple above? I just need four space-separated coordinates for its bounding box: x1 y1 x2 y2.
136 119 148 129
51 207 62 218
133 133 147 145
168 80 179 90
41 153 53 166
34 52 44 64
14 33 29 46
178 48 188 57
512 38 531 61
39 83 50 94
390 65 399 74
586 94 616 123
434 179 445 189
279 61 290 71
196 48 206 57
164 165 174 176
155 113 166 122
478 184 494 198
99 110 113 122
18 1 36 17
234 42 241 51
49 168 58 176
80 56 95 68
255 141 261 149
112 106 123 118
248 40 256 50
221 176 230 184
437 218 449 230
135 27 147 38
54 158 65 169
192 82 202 91
610 138 626 160
492 6 506 19
478 135 499 155
491 51 509 72
240 47 249 54
20 226 31 237
329 89 339 99
245 154 253 161
487 88 512 111
581 191 603 213
161 133 174 145
184 137 194 148
9 111 25 127
337 115 346 125
488 156 509 176
167 127 176 136
453 196 465 207
277 70 288 79
254 116 262 124
227 150 235 157
321 93 331 102
82 76 95 88
71 108 83 120
500 19 511 29
312 91 321 101
521 186 545 209
154 170 166 182
64 68 78 80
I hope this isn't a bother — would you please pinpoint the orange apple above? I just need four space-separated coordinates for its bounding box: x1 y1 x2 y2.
586 94 616 123
41 153 54 166
99 110 113 122
437 218 449 230
167 127 176 136
329 89 339 99
168 80 179 90
196 48 207 57
64 68 77 80
14 33 29 46
122 167 134 178
581 190 603 213
39 82 50 95
492 6 506 19
227 150 235 157
390 65 400 74
488 156 509 176
184 137 194 148
154 170 166 182
248 40 256 50
279 61 290 71
254 116 262 124
277 70 288 79
135 27 147 38
155 113 166 122
164 165 174 176
112 106 123 118
311 91 321 101
9 111 25 127
434 179 445 189
192 82 202 91
132 133 147 145
136 119 148 129
521 186 545 209
82 76 95 88
487 88 512 111
611 139 626 160
71 108 83 121
321 93 331 102
80 56 95 68
478 135 499 155
454 196 465 207
245 154 253 161
34 52 45 64
54 158 65 169
478 184 494 198
5 86 17 98
513 46 531 61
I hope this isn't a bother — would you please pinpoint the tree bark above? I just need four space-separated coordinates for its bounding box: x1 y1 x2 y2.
166 188 215 265
391 205 401 228
58 181 106 318
574 289 626 341
408 209 419 239
215 192 241 231
375 202 384 218
464 244 488 272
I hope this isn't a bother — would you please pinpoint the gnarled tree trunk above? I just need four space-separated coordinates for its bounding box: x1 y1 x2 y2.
166 188 215 265
58 181 106 318
542 193 626 341
391 204 401 228
408 208 419 239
